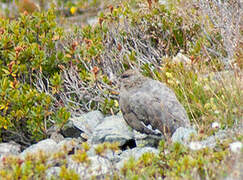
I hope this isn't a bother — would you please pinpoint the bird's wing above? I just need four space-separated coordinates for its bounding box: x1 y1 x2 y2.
147 80 190 129
120 91 166 135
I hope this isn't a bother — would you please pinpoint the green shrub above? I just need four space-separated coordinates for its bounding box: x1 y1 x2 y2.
120 140 233 179
0 10 70 144
101 0 202 57
49 0 204 116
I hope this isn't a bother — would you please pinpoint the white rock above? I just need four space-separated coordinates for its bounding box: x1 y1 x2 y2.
116 147 159 169
229 142 242 153
20 139 58 158
90 114 134 145
70 110 104 137
68 155 112 178
0 142 21 155
172 51 191 64
171 127 197 144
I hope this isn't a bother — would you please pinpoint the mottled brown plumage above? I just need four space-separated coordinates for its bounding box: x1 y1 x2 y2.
119 70 190 137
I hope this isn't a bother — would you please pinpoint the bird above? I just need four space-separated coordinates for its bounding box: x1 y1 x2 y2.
119 69 190 137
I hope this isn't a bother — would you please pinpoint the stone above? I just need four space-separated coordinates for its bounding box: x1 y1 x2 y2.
69 110 105 138
119 70 190 137
61 125 83 139
189 141 205 151
188 130 228 151
171 127 197 144
0 142 21 158
20 139 58 158
68 155 113 178
116 147 159 169
57 138 81 153
199 130 227 148
172 51 191 64
134 130 164 147
90 114 134 146
46 167 61 179
50 132 65 143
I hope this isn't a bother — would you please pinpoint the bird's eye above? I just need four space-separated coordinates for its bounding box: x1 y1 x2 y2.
121 74 130 79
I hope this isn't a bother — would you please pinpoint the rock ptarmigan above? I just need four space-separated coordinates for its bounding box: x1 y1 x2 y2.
119 70 190 137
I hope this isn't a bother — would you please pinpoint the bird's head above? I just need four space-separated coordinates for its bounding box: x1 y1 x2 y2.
119 69 145 90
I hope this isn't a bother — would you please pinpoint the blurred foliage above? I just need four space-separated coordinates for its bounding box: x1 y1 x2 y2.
0 139 241 179
100 0 202 56
0 141 121 179
120 140 231 179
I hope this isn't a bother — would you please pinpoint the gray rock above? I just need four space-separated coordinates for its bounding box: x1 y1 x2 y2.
69 110 105 138
119 146 159 160
134 130 164 147
46 167 61 179
20 139 58 158
90 114 134 146
158 0 169 6
57 138 81 153
119 70 190 137
68 155 112 179
199 130 227 148
171 127 197 144
87 145 122 164
61 123 83 139
188 130 228 151
189 141 206 151
50 132 65 143
0 142 21 157
116 147 159 169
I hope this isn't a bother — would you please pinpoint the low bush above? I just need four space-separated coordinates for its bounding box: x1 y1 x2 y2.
0 10 70 145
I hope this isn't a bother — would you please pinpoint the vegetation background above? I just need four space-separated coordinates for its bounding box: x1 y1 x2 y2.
0 0 242 179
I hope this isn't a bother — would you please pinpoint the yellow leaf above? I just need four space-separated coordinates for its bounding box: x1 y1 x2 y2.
0 105 5 110
65 54 72 58
2 69 10 75
168 79 174 85
165 72 173 78
114 100 119 107
52 87 57 94
10 81 14 88
0 104 8 111
111 91 119 95
70 6 77 15
52 35 60 41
